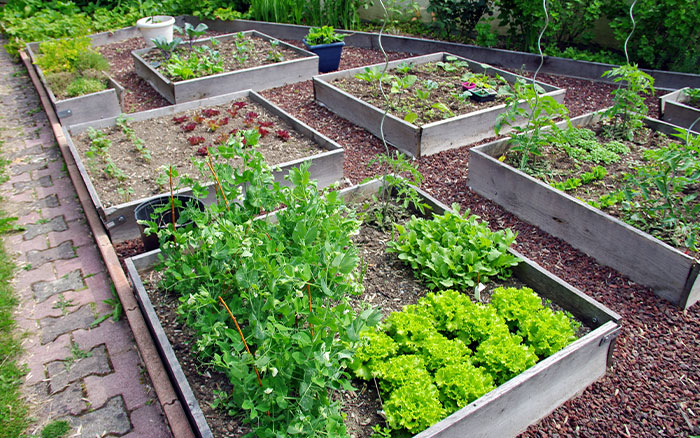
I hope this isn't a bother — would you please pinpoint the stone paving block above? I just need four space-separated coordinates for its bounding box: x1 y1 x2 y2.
11 158 47 176
32 269 85 303
8 144 42 159
48 218 93 248
34 174 73 199
44 195 84 222
67 396 131 437
13 174 51 194
12 193 60 217
24 215 67 241
23 333 72 386
54 244 103 277
39 304 94 344
122 403 173 438
48 381 88 416
13 262 55 299
73 318 135 356
35 158 67 179
27 240 76 269
6 232 48 260
85 347 149 410
47 344 111 393
14 211 42 228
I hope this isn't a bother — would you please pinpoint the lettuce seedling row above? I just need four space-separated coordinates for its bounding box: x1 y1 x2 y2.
125 178 620 438
26 42 125 126
132 30 318 104
63 90 344 243
660 87 700 133
468 111 700 309
313 52 565 157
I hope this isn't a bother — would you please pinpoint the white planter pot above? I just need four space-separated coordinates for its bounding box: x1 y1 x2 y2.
136 15 175 47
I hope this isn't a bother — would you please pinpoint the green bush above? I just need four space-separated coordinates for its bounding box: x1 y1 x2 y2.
427 0 493 39
603 0 700 73
65 76 107 97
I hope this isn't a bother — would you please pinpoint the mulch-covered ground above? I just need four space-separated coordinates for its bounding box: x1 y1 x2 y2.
109 31 698 437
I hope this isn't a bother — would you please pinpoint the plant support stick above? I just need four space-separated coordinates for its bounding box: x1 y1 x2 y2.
218 296 263 387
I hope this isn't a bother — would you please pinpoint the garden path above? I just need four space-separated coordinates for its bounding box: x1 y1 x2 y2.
0 41 172 437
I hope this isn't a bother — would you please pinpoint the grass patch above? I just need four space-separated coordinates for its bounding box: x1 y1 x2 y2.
0 139 30 437
40 420 71 438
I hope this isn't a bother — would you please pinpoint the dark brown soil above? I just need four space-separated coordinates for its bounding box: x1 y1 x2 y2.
332 59 509 125
72 97 323 207
141 33 305 81
109 33 700 437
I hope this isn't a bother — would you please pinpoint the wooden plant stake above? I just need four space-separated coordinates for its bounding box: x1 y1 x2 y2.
207 155 229 210
218 296 262 387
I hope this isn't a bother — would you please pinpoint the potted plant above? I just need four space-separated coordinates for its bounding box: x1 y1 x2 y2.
136 1 175 48
303 25 347 73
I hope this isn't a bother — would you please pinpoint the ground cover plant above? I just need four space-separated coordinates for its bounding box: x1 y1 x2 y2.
332 56 512 126
73 98 322 207
34 36 111 99
141 32 303 82
683 88 700 110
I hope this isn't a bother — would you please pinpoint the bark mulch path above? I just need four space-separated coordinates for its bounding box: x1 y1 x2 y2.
111 33 698 437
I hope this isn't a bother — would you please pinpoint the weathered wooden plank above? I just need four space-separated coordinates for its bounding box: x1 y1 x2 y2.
659 88 700 133
313 52 565 157
131 30 318 104
126 258 213 438
468 113 700 308
65 90 344 243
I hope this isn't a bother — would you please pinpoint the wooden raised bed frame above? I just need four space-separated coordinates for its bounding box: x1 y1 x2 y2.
131 30 318 104
64 90 344 244
125 179 621 438
312 52 566 158
468 111 700 309
660 87 700 133
26 42 125 126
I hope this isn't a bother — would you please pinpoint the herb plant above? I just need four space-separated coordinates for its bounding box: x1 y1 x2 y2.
156 132 381 437
305 25 347 45
388 206 520 292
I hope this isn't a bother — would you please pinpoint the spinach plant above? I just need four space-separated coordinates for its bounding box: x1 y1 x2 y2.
156 131 381 437
388 206 521 292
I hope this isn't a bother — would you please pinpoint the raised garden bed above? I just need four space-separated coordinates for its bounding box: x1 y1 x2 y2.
312 52 565 157
131 30 318 104
64 90 344 243
125 178 620 438
26 41 125 126
660 87 700 133
468 111 700 309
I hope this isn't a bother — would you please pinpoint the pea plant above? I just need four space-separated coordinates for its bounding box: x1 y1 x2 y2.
155 132 381 437
601 64 655 141
115 114 150 161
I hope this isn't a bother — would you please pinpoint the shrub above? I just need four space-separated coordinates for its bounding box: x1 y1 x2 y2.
65 76 107 97
427 0 494 39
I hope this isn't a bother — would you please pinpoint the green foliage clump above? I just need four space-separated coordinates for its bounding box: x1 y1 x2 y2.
388 207 521 291
474 334 537 385
427 0 493 39
35 36 109 99
602 64 655 141
158 132 381 437
353 288 579 435
552 127 630 164
250 0 364 31
435 362 495 413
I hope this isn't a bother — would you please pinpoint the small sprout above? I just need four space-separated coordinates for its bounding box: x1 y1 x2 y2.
196 145 210 156
258 120 274 128
187 136 205 145
276 129 290 141
229 128 239 136
215 133 227 144
246 111 258 119
181 122 197 132
226 108 238 117
172 115 188 124
232 101 248 109
207 120 220 132
192 114 205 124
258 127 270 137
219 117 229 126
202 108 220 117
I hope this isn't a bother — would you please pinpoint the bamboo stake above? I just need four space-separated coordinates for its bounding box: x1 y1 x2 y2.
218 296 262 387
207 155 229 210
307 283 314 337
169 166 176 232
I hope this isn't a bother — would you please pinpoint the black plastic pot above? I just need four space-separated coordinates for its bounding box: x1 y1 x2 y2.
134 194 204 251
471 88 497 102
303 39 345 73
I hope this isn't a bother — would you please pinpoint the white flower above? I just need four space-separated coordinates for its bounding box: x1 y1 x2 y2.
296 290 304 298
271 367 278 377
323 352 330 362
264 387 273 394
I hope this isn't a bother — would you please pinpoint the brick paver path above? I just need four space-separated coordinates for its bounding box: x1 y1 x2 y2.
0 41 172 437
